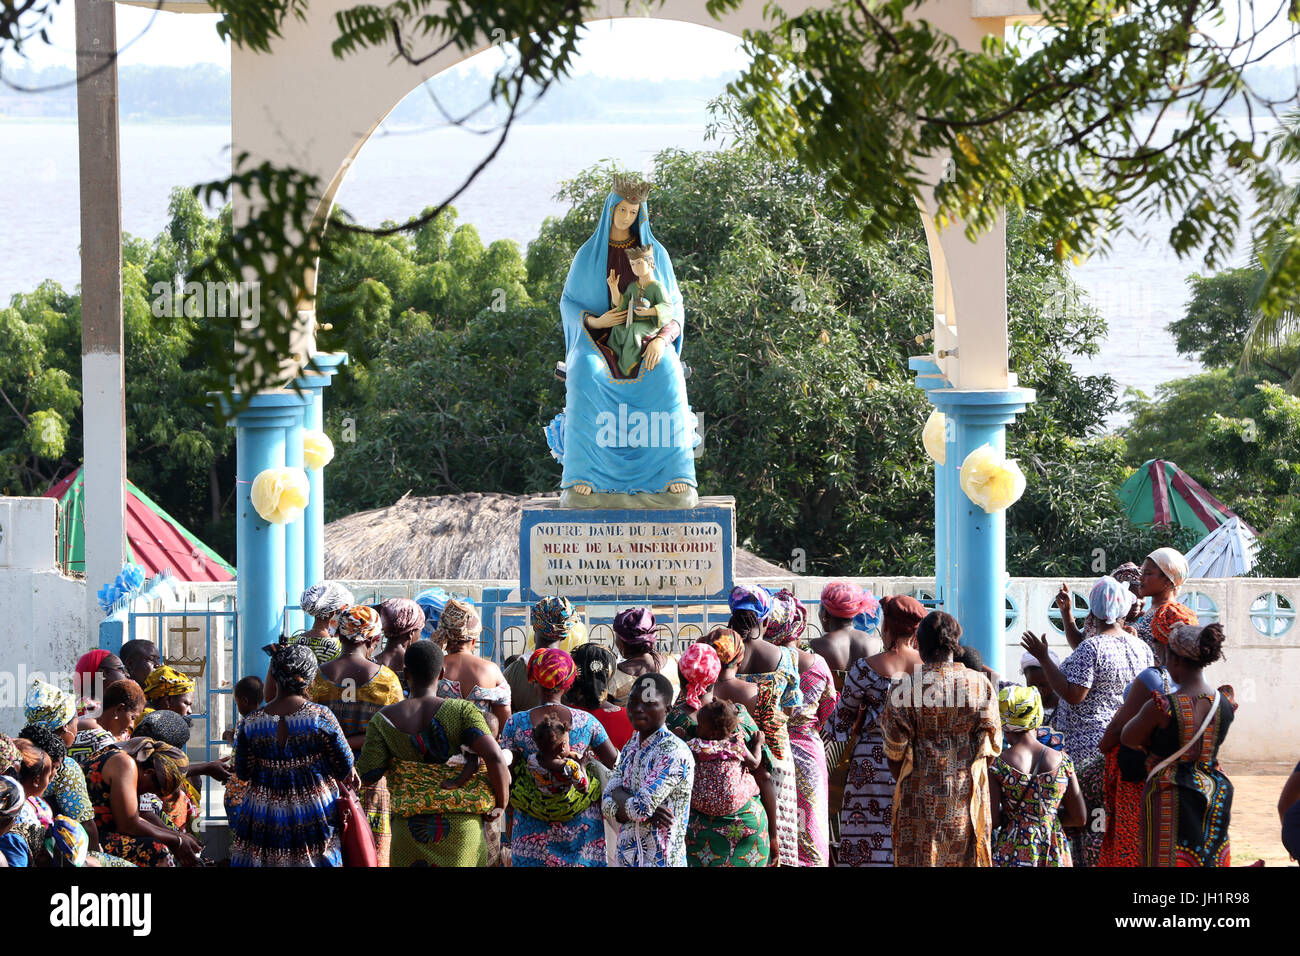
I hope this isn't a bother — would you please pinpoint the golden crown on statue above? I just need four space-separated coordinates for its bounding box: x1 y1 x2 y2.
612 173 652 204
627 244 655 262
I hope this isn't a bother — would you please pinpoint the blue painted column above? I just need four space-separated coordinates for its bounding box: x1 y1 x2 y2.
296 352 348 591
909 357 952 606
227 391 311 682
928 387 1035 677
283 403 306 637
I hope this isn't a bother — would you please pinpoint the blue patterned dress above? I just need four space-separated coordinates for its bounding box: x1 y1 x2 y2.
230 701 354 867
501 708 610 866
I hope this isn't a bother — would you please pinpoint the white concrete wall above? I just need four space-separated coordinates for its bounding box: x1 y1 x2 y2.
0 497 89 732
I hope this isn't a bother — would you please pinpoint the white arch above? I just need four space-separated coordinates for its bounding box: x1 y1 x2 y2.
125 0 1041 389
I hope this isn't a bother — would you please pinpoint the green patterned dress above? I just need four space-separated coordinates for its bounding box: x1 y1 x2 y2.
357 699 494 867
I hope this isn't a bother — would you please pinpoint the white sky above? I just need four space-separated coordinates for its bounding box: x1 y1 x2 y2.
8 3 752 77
6 1 1297 76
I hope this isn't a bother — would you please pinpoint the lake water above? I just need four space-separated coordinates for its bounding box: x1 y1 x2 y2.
1 117 1264 423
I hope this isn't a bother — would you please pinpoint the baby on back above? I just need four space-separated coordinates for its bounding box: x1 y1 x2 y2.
687 699 760 817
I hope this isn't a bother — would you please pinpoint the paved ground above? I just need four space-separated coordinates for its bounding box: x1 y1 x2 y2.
1222 761 1295 867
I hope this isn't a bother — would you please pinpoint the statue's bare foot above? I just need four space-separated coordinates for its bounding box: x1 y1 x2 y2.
572 483 593 496
668 482 689 494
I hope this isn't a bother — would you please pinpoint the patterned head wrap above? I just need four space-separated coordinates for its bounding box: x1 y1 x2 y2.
1088 576 1132 625
699 627 744 666
379 598 425 643
0 775 24 816
24 679 77 729
117 738 188 795
1147 548 1189 589
1168 624 1219 666
881 595 927 638
45 815 89 867
1151 602 1199 645
434 597 482 649
568 643 618 707
270 643 319 693
334 605 383 645
998 684 1044 732
142 666 195 702
1110 562 1142 590
527 647 578 691
728 585 773 620
820 580 871 619
0 735 19 775
300 581 355 620
414 588 451 640
531 596 580 646
762 589 807 645
677 643 721 709
612 607 657 651
136 709 193 749
292 631 342 665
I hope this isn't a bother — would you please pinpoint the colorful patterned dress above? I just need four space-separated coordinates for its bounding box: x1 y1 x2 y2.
881 662 1001 867
788 653 837 866
230 701 354 867
674 705 771 867
825 660 896 867
309 666 404 866
739 645 803 866
1100 667 1177 868
44 756 94 828
84 748 176 867
990 751 1076 866
356 700 494 867
1055 632 1153 866
1142 691 1234 867
501 708 610 866
602 724 694 867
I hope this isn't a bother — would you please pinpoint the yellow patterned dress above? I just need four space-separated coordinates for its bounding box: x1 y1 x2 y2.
356 700 495 867
309 666 404 866
881 662 1001 867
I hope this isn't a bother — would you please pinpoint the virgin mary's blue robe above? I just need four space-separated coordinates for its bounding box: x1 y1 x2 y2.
545 191 699 494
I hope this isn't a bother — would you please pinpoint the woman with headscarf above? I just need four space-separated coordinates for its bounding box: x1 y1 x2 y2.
500 647 620 866
22 680 97 850
375 597 425 693
810 580 884 684
727 586 803 866
435 597 511 730
566 643 633 751
307 604 402 865
1096 599 1198 867
504 596 587 712
605 606 680 707
84 732 198 867
262 582 352 702
824 594 925 866
1130 548 1191 650
882 611 1001 867
357 640 511 867
990 686 1086 866
1056 562 1145 650
1122 622 1235 866
231 643 360 867
0 774 29 866
764 588 838 866
1022 575 1154 866
73 650 129 727
670 640 775 867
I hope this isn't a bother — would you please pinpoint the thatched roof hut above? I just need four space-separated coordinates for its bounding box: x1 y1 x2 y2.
324 492 794 580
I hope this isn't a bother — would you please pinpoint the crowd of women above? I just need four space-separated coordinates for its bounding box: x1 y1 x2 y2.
4 546 1297 867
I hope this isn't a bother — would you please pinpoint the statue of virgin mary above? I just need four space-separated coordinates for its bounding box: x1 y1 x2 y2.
544 175 700 509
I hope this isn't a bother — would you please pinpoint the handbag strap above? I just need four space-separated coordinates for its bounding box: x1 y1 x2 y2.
1146 691 1220 782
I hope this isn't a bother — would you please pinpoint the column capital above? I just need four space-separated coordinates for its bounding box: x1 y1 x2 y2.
295 352 349 393
929 386 1035 425
213 389 313 429
909 356 951 397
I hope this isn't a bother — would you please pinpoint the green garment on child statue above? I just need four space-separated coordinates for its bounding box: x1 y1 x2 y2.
608 280 672 375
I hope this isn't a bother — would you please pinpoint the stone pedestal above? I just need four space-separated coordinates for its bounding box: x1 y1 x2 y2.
519 496 735 603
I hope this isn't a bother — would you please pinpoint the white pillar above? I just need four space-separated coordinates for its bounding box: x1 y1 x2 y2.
77 0 127 635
